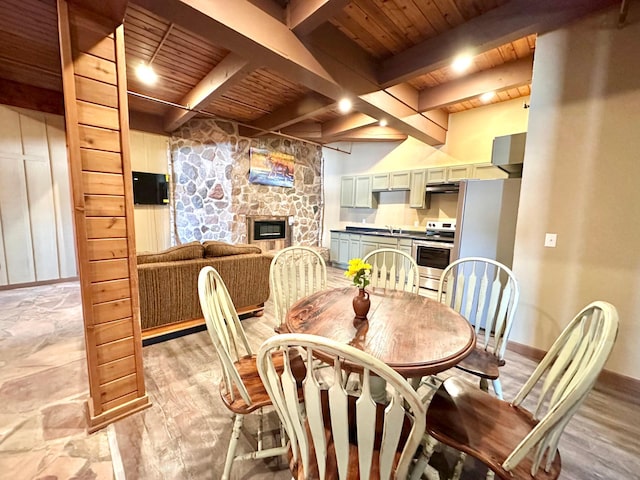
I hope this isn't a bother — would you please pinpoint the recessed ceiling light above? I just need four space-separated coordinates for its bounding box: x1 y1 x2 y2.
451 54 473 73
338 98 352 113
480 91 496 103
136 63 158 85
379 119 388 127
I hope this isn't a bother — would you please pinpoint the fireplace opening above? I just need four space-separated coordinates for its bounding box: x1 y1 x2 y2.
253 220 286 241
246 215 292 251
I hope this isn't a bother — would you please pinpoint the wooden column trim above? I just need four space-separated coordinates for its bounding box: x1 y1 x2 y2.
57 0 103 417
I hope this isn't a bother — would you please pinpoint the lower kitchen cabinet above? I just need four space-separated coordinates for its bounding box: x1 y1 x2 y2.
331 231 413 267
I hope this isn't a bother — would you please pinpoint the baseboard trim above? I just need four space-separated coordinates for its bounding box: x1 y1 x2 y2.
141 304 265 346
508 340 640 400
0 276 79 291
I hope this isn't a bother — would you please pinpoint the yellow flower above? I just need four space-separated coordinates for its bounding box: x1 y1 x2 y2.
344 258 372 288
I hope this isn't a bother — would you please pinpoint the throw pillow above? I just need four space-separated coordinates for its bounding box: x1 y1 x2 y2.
137 241 205 264
203 240 262 257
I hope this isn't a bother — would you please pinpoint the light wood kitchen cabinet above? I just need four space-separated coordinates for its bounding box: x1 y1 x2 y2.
446 164 474 182
409 169 428 208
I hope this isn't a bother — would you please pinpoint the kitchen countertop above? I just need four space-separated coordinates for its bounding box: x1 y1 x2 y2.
330 226 433 241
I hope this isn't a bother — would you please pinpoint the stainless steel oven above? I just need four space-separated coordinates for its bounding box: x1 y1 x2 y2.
411 220 456 291
411 240 454 290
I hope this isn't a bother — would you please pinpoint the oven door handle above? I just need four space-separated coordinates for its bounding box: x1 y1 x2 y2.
412 240 454 250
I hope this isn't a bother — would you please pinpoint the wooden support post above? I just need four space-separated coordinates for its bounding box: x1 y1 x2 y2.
57 0 150 432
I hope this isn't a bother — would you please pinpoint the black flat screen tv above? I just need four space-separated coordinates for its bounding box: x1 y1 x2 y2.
132 171 169 205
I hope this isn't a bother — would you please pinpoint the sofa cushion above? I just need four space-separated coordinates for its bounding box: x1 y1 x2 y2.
203 240 262 257
137 241 205 264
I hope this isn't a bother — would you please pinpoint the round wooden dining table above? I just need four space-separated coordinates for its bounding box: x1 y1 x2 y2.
285 287 476 378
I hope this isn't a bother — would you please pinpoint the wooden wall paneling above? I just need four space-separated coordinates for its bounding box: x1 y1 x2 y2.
82 171 124 195
75 76 119 108
57 0 149 432
85 195 125 216
85 217 127 238
98 355 136 384
0 206 7 285
115 21 147 403
24 154 60 281
80 148 122 173
91 278 131 303
0 155 36 284
0 106 22 155
94 317 134 344
78 125 121 152
46 114 77 278
77 101 120 130
87 238 128 260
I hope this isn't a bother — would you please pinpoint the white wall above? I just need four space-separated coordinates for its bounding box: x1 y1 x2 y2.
129 130 171 253
322 96 529 247
0 105 76 285
511 6 640 380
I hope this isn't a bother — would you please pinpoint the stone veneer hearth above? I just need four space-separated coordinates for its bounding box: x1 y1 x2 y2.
169 118 323 246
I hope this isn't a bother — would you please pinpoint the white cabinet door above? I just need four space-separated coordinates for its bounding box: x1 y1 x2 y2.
409 169 427 208
349 234 361 260
360 238 379 258
354 175 374 208
398 239 412 256
371 173 390 191
390 171 410 190
330 233 340 264
472 163 508 179
338 233 350 265
426 167 447 184
447 164 473 182
340 176 355 207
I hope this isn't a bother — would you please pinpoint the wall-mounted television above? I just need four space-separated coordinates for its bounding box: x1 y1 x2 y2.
132 171 169 205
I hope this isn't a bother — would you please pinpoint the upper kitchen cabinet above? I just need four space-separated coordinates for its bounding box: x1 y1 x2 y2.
409 169 428 208
341 175 376 208
446 164 474 182
371 171 410 191
426 167 447 184
472 163 509 179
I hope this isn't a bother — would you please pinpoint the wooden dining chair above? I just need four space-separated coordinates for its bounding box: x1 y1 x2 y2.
257 333 427 480
437 257 520 399
198 266 305 480
363 248 420 294
415 301 618 480
270 246 327 333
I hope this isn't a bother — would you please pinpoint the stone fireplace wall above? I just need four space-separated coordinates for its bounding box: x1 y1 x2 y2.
169 118 323 246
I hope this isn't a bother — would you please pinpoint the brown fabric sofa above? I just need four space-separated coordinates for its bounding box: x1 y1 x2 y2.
136 241 272 333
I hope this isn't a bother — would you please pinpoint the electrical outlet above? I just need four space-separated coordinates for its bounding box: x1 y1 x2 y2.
544 233 557 248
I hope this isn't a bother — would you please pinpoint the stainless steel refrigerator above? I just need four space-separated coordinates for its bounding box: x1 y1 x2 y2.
452 178 521 268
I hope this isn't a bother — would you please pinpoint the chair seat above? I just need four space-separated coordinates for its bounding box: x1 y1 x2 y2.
454 347 504 380
425 377 562 480
289 392 411 480
220 351 305 414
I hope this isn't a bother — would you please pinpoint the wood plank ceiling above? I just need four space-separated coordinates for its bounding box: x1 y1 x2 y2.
0 0 619 144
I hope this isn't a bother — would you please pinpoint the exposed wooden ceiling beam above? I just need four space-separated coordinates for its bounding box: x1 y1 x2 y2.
0 78 64 116
418 56 534 112
280 122 323 140
322 112 376 138
134 0 341 100
68 0 128 25
288 0 350 36
164 52 254 131
247 0 285 22
379 0 619 87
323 125 408 143
248 93 334 133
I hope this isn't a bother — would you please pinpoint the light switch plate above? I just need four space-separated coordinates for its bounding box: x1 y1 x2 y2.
544 233 557 248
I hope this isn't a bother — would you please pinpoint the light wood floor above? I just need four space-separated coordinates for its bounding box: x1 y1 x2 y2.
112 266 640 479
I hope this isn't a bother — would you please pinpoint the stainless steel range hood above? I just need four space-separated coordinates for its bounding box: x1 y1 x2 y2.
425 182 459 194
491 132 526 178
